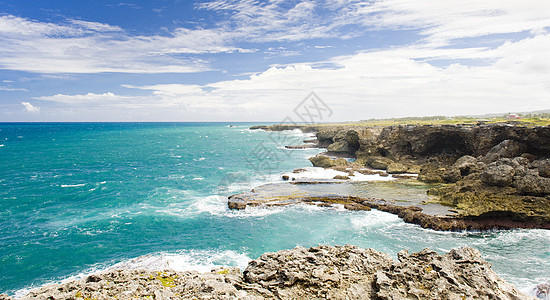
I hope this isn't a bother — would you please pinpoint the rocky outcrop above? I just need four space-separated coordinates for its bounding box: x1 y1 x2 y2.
365 156 394 170
386 162 408 174
259 123 550 163
257 123 550 228
428 155 550 225
482 139 527 163
326 129 360 154
480 164 515 186
12 245 533 300
309 154 348 168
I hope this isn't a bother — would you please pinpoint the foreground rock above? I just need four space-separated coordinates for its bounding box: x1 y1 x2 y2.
10 245 533 300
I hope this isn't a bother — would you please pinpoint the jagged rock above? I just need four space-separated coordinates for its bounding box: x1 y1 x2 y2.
453 155 479 175
375 247 529 300
418 167 446 183
482 139 527 163
442 167 461 183
327 130 360 154
535 159 550 177
227 197 247 209
406 164 422 173
344 203 371 210
21 268 249 300
14 245 536 300
244 245 392 299
309 155 334 168
327 140 349 152
262 123 550 163
514 174 550 196
386 162 408 174
316 130 339 147
480 164 515 187
309 155 347 168
365 156 394 170
513 156 530 166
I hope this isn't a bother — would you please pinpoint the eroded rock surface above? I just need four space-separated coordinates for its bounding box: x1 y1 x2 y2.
12 245 533 300
260 123 550 227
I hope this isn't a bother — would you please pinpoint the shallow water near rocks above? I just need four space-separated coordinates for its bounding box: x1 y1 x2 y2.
0 123 548 296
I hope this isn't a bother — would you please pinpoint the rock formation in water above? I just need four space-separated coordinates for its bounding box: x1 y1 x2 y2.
256 123 550 229
5 245 534 300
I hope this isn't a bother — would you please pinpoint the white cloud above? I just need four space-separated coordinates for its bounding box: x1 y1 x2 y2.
338 0 550 44
21 101 40 113
32 31 550 121
0 16 248 74
1 1 550 74
0 86 28 91
69 19 123 32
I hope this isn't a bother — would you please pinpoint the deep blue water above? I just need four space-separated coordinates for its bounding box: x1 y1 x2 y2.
0 123 548 296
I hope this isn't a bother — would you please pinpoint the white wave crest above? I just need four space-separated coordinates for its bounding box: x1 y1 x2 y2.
162 195 287 218
111 248 251 273
280 167 396 182
351 210 401 228
61 183 86 188
350 172 395 181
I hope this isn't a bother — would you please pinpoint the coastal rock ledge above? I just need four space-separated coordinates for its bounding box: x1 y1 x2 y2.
6 245 534 300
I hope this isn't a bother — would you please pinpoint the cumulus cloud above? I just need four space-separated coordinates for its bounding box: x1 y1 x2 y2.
21 101 40 113
33 31 550 121
6 0 550 121
0 16 246 74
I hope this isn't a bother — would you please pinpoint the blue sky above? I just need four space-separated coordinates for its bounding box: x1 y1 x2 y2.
1 0 549 122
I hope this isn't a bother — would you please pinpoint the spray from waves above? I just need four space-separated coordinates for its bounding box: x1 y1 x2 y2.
110 248 251 273
350 209 402 229
159 195 288 219
350 172 395 181
14 248 251 298
281 167 347 180
280 167 397 182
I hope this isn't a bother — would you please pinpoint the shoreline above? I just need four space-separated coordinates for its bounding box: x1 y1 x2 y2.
244 122 550 231
3 123 549 299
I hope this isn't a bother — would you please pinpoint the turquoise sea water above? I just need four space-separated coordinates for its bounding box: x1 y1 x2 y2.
0 123 548 296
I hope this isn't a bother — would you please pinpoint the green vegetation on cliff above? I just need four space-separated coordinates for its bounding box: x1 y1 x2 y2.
313 115 550 127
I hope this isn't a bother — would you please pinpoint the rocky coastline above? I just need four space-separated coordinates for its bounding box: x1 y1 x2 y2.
4 123 549 299
3 245 538 299
245 123 550 231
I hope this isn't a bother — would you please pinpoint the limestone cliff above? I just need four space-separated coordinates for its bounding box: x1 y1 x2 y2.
256 123 550 227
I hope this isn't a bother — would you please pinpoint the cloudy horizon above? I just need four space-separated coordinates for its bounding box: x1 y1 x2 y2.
1 0 549 122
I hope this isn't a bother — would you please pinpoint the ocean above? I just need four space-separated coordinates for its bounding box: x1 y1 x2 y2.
0 122 548 297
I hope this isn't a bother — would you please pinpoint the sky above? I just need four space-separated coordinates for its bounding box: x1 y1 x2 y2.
0 0 549 122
